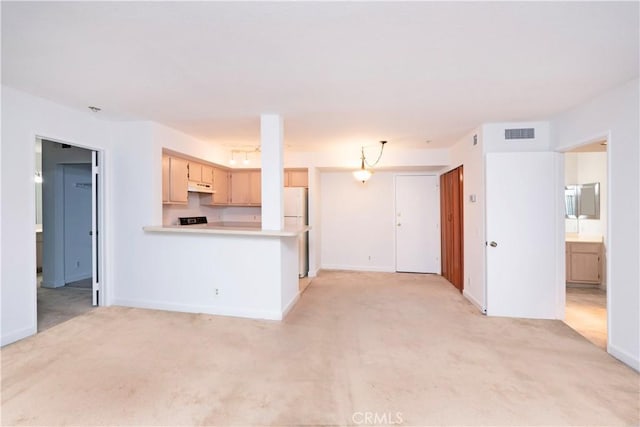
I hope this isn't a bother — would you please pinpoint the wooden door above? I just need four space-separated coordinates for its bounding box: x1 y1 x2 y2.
440 166 464 292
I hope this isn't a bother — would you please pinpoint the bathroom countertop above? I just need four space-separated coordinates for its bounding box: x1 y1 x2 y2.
565 234 603 243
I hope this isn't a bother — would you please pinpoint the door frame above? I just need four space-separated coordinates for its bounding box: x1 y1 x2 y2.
393 173 441 274
35 135 107 314
555 130 611 349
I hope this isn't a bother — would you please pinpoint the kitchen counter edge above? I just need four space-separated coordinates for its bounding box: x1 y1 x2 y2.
143 225 309 237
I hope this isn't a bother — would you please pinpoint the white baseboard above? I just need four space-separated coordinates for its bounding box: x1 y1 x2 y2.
112 298 284 321
608 343 640 372
1 325 36 347
463 289 486 314
65 273 92 283
321 264 395 273
281 293 300 319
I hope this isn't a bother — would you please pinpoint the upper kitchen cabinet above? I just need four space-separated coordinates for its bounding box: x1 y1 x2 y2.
230 169 261 206
162 155 170 203
249 170 261 204
188 162 202 182
202 167 230 206
201 164 213 184
163 156 189 204
189 162 214 184
285 169 308 188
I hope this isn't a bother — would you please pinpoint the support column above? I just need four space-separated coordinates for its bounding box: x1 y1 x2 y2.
260 114 284 230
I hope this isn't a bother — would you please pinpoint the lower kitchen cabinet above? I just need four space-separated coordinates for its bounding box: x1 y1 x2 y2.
566 241 603 284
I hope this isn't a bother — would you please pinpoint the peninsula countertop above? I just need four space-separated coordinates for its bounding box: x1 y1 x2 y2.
143 222 309 237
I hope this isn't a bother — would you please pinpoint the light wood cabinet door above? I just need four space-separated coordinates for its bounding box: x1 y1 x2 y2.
566 242 602 284
212 167 229 204
201 164 213 184
230 171 251 205
230 170 261 205
188 162 202 182
288 170 308 187
249 170 261 204
169 157 189 204
162 155 170 203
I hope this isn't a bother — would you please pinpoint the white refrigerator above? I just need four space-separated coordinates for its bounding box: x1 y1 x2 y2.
284 187 308 278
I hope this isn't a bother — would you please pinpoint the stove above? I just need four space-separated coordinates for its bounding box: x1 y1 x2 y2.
178 216 208 226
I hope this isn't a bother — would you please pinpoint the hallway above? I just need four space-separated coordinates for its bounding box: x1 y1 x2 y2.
565 286 607 350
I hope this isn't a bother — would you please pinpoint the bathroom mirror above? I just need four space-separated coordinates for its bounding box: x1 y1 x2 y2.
565 182 600 219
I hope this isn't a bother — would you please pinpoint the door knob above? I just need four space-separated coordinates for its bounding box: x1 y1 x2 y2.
397 223 402 226
489 241 497 247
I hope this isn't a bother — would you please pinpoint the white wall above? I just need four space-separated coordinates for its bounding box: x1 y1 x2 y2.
320 171 396 272
552 78 639 370
483 121 551 152
447 128 486 311
564 152 608 238
1 86 116 345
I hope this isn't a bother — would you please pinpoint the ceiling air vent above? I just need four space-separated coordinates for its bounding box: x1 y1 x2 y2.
505 128 535 140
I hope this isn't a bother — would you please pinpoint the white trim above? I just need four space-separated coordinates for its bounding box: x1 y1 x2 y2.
112 298 285 321
320 264 396 273
608 343 640 372
463 289 485 313
1 325 37 347
281 292 300 319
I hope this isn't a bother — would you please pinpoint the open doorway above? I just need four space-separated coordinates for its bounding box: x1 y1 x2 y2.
36 139 101 332
563 139 608 349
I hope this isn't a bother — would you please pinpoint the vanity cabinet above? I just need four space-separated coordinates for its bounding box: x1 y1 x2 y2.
566 241 603 284
163 155 189 204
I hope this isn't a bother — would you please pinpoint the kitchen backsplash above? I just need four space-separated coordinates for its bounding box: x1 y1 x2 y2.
163 193 261 225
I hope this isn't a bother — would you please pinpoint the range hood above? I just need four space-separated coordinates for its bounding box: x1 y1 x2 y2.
187 181 214 194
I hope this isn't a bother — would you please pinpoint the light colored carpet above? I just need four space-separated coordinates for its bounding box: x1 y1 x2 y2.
565 286 607 350
2 270 638 426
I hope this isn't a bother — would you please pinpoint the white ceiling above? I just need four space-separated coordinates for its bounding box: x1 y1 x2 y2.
2 2 638 151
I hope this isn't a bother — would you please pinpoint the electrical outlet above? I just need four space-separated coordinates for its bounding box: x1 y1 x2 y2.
215 288 219 297
368 256 371 261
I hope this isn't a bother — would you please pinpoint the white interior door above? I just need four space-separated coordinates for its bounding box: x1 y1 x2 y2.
485 152 563 319
395 175 440 273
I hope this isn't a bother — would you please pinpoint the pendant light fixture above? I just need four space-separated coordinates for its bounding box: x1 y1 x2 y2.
353 141 387 183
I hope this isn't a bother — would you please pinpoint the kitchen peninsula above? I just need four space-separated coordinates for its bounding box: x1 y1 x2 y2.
139 115 306 321
142 220 308 320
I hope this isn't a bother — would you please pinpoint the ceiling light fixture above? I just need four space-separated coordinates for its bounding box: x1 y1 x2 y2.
229 151 236 165
353 141 387 183
243 152 250 165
